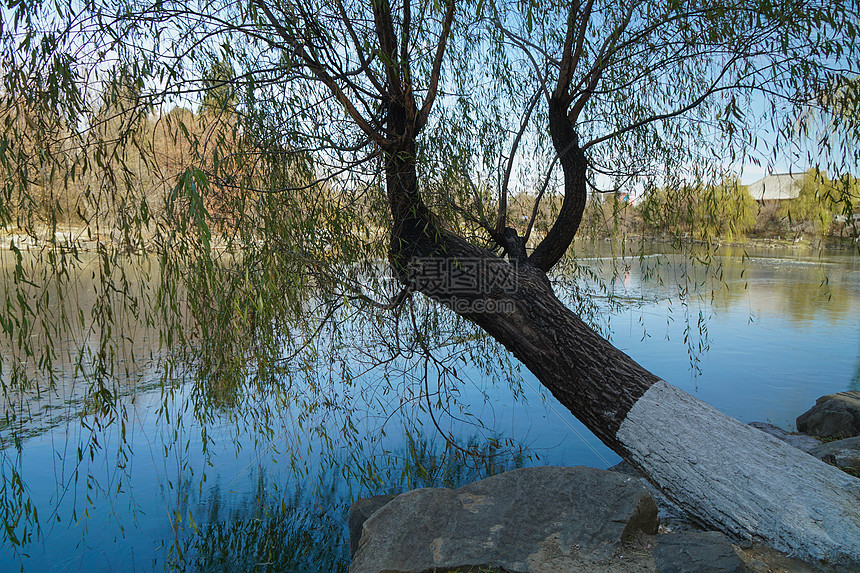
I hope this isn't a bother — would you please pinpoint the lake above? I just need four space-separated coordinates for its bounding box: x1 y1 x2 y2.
1 241 859 572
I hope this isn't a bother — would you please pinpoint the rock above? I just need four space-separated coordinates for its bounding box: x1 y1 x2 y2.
796 391 860 438
809 436 860 475
348 494 396 559
653 531 751 573
608 460 702 533
349 466 659 573
747 422 822 452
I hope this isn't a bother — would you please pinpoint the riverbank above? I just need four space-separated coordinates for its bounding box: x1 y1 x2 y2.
3 224 859 255
349 392 860 572
576 233 860 252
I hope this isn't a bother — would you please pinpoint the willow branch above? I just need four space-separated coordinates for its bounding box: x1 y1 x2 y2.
495 87 542 236
416 0 455 131
523 154 559 244
569 2 636 124
554 2 579 101
372 0 404 101
568 0 594 86
335 0 387 96
583 58 739 150
253 0 388 146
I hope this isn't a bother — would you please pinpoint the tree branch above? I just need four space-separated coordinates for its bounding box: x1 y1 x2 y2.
400 0 416 115
583 57 739 150
416 0 455 132
253 0 389 147
568 0 594 89
569 2 636 124
494 22 553 105
372 0 404 103
495 87 541 237
335 0 388 96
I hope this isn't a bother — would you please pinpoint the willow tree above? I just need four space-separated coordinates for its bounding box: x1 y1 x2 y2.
2 0 859 566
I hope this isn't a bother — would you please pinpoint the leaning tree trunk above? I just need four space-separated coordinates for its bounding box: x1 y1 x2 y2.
470 260 859 565
382 133 860 565
402 233 860 565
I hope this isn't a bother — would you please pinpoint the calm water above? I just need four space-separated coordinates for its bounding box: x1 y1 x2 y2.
1 243 859 572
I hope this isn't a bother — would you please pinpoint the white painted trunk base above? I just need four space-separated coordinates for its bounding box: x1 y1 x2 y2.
617 380 860 565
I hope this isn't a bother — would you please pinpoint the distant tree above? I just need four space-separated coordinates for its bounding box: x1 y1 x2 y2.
640 184 694 238
640 177 755 241
833 173 860 222
581 191 641 239
693 178 757 241
200 58 238 115
779 169 840 235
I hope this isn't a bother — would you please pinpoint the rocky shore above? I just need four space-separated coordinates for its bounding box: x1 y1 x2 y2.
348 391 860 573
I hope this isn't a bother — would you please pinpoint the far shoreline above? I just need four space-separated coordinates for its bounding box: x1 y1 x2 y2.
1 224 859 254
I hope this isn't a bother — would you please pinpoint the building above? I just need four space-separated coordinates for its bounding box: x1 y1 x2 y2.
747 173 802 206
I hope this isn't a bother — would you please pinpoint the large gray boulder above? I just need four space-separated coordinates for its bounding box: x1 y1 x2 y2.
796 391 860 438
349 466 659 573
348 495 397 559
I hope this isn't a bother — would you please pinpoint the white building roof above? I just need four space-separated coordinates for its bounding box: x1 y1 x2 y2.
748 173 802 202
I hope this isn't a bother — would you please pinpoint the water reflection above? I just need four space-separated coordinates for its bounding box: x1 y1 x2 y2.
570 241 860 330
0 247 168 452
0 243 858 572
568 240 860 429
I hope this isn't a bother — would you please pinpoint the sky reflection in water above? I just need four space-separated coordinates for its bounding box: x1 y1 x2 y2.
1 244 859 572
